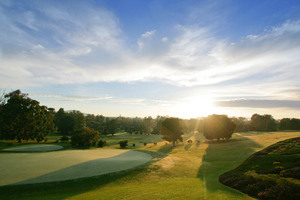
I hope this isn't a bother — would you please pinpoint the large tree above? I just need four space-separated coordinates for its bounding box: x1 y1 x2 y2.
203 115 236 141
160 117 183 146
250 114 277 131
0 90 55 142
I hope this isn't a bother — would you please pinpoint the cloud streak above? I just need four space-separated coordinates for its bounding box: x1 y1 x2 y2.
1 1 300 108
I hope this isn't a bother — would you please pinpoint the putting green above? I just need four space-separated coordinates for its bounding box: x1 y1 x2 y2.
3 144 63 152
0 149 152 186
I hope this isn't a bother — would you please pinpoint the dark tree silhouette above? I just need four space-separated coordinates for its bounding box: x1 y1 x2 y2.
160 117 183 146
0 90 55 142
203 114 236 141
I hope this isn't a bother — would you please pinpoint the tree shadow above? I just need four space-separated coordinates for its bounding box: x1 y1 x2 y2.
197 134 263 196
0 150 164 200
158 143 175 154
184 143 192 151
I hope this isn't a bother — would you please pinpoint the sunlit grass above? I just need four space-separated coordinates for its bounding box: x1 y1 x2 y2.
1 131 300 199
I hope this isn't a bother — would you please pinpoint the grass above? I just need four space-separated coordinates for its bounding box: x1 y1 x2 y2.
219 136 300 199
1 131 300 199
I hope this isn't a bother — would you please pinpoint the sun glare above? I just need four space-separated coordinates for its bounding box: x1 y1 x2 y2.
175 96 216 118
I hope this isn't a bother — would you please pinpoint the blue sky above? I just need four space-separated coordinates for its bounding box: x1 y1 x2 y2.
1 0 300 119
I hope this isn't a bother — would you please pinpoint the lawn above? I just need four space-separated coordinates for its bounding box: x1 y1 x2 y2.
1 131 300 200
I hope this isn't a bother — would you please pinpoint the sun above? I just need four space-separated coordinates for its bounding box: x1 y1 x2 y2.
175 96 216 118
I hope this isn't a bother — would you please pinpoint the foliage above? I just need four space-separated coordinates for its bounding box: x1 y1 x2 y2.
71 127 99 147
250 114 277 131
0 90 55 143
160 117 183 146
60 135 70 143
279 118 300 130
54 108 86 135
97 140 106 147
203 114 236 140
219 137 300 200
119 140 128 148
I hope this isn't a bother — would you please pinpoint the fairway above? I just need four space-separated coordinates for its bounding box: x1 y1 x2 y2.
0 149 152 186
3 144 63 152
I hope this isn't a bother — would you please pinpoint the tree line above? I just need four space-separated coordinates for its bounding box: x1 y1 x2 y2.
1 90 300 146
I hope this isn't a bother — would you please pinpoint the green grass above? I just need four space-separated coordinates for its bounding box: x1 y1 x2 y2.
1 131 300 199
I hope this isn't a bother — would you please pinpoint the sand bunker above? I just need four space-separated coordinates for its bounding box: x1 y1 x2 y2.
3 144 63 152
0 149 152 186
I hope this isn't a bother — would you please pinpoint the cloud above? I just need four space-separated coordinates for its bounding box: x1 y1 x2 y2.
32 94 112 102
215 99 300 109
0 0 300 105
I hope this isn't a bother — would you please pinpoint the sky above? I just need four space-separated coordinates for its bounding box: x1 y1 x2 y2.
1 0 300 119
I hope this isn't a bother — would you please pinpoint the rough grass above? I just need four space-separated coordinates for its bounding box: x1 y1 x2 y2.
1 131 300 200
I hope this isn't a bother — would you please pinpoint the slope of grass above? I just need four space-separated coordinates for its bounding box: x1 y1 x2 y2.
220 137 300 200
1 131 300 200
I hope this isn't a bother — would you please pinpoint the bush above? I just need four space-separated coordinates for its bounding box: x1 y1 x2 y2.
144 142 147 146
119 140 128 148
153 142 157 146
60 135 70 143
71 128 99 147
133 143 135 147
98 140 106 147
187 139 192 144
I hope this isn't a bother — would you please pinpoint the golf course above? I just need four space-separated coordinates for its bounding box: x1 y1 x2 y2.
1 131 300 200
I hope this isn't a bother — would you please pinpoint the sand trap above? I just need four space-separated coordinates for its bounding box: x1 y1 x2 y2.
3 144 63 152
0 149 152 186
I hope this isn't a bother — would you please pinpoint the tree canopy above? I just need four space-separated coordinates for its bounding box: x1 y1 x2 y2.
160 117 183 146
0 90 55 142
203 114 236 140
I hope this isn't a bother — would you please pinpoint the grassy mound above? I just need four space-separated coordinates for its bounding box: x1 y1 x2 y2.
219 137 300 200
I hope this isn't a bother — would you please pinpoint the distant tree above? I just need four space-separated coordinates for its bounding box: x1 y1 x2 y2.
278 118 300 130
230 117 251 132
119 140 128 148
152 116 165 135
105 118 118 136
160 117 183 146
203 115 236 140
0 90 55 143
250 114 277 131
58 115 75 135
71 127 99 147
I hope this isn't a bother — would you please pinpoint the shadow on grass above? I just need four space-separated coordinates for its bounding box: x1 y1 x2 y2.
0 151 164 200
184 143 192 151
158 143 175 154
197 134 263 196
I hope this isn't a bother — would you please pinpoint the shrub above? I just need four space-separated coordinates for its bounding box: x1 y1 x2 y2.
60 135 70 143
144 142 147 146
119 140 128 148
71 128 99 147
153 142 157 146
98 140 106 147
44 138 48 143
187 139 192 144
133 143 135 147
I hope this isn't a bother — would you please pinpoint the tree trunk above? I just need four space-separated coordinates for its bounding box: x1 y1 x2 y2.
18 138 22 143
173 140 175 146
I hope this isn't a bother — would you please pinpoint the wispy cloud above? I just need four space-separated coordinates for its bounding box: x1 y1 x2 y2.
1 1 300 104
31 94 112 102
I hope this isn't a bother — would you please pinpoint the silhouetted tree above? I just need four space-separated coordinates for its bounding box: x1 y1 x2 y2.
250 114 277 131
203 115 236 140
160 117 183 146
0 90 55 142
71 127 99 147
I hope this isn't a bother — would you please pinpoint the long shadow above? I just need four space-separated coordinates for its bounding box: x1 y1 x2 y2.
0 150 164 200
197 134 263 196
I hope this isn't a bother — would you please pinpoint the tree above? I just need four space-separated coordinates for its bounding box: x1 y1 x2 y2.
160 118 183 146
0 90 55 142
71 127 99 147
203 115 236 141
250 114 277 131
